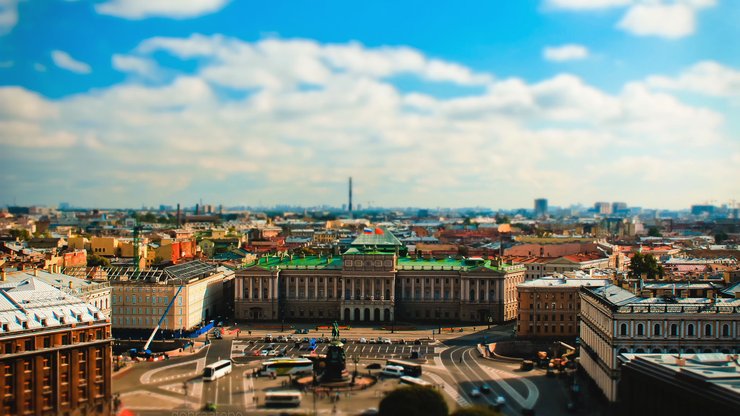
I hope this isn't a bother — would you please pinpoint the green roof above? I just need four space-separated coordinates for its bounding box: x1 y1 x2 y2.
246 255 343 270
242 253 524 273
349 228 402 252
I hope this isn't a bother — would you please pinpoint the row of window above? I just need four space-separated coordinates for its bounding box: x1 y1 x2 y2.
113 316 184 327
113 294 180 305
619 322 732 337
3 330 105 355
113 306 183 316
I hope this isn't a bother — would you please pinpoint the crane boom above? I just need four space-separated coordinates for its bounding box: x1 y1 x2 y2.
143 280 186 352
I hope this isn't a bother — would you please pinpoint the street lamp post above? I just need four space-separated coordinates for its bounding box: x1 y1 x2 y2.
352 355 359 384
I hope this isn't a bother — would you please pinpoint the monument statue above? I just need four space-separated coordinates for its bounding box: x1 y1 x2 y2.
320 321 349 383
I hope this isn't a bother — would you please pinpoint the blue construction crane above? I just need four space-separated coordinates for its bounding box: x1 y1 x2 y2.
141 280 186 354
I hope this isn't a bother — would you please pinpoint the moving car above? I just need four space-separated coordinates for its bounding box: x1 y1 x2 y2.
469 388 481 398
380 365 404 378
480 384 492 394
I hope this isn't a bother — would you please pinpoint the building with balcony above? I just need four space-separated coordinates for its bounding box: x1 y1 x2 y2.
579 285 740 401
0 276 112 415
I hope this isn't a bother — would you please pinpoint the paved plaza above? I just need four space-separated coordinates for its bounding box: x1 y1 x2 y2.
113 323 602 415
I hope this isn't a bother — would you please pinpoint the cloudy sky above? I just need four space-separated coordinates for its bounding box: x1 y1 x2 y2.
1 0 738 210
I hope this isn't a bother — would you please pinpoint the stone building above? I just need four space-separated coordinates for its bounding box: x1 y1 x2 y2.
0 277 112 415
516 277 609 338
234 231 526 324
579 284 740 401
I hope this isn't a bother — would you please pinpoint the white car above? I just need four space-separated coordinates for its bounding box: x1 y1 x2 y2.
495 396 505 406
359 337 368 344
469 388 481 398
382 338 392 344
259 350 269 356
380 365 404 378
267 350 279 356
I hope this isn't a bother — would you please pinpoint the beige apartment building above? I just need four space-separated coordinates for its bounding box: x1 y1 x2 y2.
109 261 234 332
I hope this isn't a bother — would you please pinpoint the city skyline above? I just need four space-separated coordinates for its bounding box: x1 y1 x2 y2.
1 0 739 209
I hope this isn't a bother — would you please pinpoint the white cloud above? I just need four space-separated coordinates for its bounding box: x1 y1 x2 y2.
617 3 696 38
112 54 159 78
545 0 631 10
51 50 91 74
1 37 736 209
0 0 18 36
95 0 229 19
138 35 493 89
545 0 717 39
645 61 740 97
543 44 589 62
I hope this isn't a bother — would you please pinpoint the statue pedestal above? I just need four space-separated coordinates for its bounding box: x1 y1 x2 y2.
320 341 350 383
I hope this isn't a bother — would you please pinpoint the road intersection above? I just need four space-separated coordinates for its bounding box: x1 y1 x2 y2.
114 326 576 415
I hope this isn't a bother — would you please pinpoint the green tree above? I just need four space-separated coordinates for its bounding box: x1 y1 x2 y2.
647 226 661 237
451 406 502 416
714 231 728 244
378 386 448 416
87 254 111 267
8 228 32 241
629 252 665 280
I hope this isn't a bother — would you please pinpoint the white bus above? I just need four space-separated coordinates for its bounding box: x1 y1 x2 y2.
203 359 232 381
259 358 313 377
400 375 433 387
265 390 302 407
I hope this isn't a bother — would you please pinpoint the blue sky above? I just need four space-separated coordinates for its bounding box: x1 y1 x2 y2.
1 0 738 210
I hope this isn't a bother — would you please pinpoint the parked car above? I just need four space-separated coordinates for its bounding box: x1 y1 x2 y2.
410 351 421 359
294 329 302 334
397 339 406 345
264 334 273 342
382 338 392 344
359 337 368 344
520 360 534 371
366 363 382 370
480 384 492 394
340 338 348 343
259 350 269 356
469 388 481 398
267 350 279 356
302 337 309 343
414 339 422 345
276 335 286 342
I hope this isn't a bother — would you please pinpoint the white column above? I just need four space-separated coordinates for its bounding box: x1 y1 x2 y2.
259 278 263 300
371 279 375 300
324 278 328 300
400 278 405 300
249 278 253 300
486 280 490 302
476 280 480 302
352 279 356 299
314 278 318 300
304 278 309 300
361 279 365 299
421 278 425 300
411 278 415 300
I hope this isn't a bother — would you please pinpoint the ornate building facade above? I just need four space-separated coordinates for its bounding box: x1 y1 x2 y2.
234 232 526 324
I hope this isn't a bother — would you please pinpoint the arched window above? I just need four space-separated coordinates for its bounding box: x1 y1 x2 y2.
654 324 661 336
620 323 628 336
637 324 644 336
705 324 712 337
722 324 730 337
687 324 694 337
671 324 678 336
